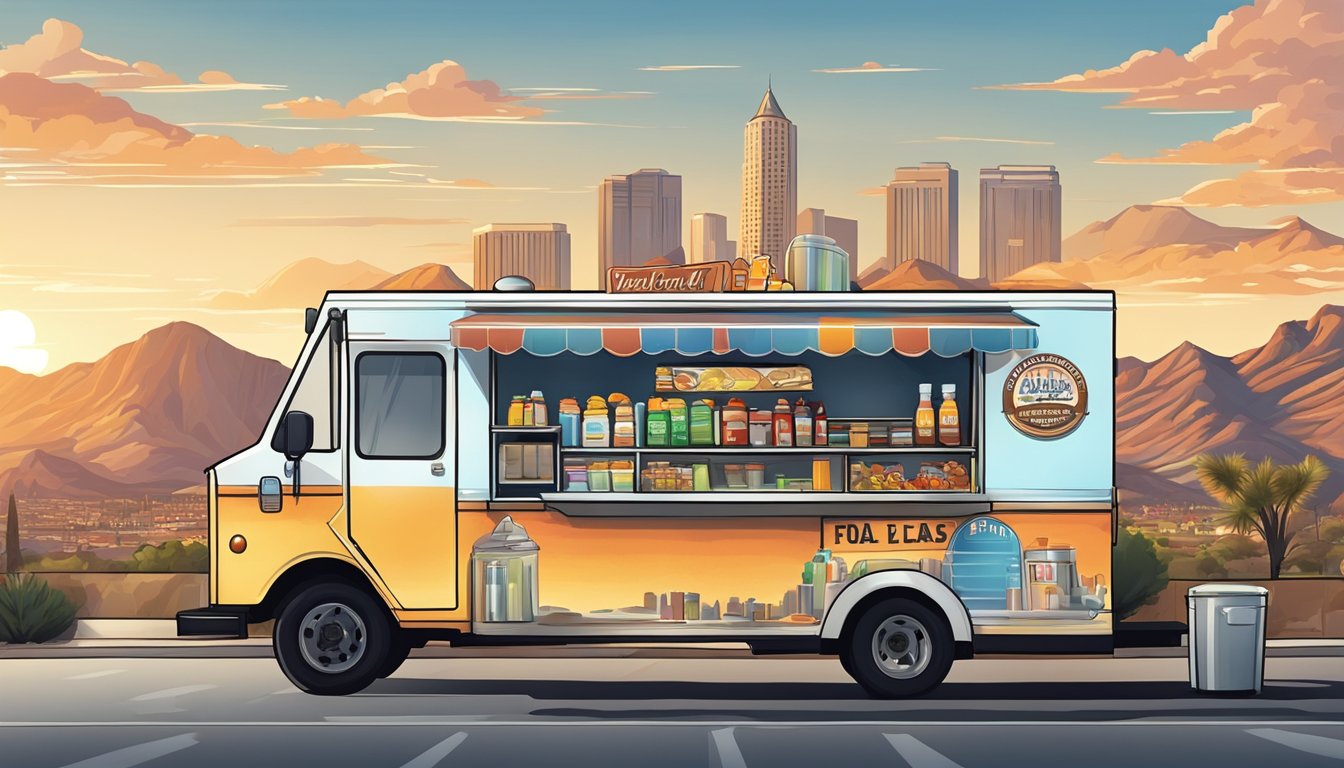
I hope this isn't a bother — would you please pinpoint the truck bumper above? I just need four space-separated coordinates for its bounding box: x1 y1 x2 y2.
176 606 249 639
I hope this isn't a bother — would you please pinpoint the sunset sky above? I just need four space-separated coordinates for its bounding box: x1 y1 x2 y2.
2 0 1343 371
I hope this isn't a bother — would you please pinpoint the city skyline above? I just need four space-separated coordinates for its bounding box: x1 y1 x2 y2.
4 1 1344 372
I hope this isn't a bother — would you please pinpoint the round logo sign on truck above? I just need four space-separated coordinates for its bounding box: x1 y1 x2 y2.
1002 353 1088 439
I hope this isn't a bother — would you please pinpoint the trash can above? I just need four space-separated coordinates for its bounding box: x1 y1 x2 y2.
1186 584 1268 694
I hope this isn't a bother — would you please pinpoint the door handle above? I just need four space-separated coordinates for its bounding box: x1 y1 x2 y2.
430 462 446 477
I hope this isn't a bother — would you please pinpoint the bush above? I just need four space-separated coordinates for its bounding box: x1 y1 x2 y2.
0 574 77 643
129 540 208 572
1113 527 1170 620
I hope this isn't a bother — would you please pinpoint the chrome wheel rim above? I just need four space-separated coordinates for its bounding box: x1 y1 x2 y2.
298 602 367 674
870 614 932 679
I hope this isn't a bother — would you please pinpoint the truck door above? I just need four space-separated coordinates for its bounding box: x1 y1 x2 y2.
346 342 457 610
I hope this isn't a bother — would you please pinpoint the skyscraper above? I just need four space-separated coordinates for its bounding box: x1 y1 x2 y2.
886 162 959 274
979 165 1061 283
796 208 858 279
740 86 797 272
472 223 571 290
689 212 737 264
598 168 682 288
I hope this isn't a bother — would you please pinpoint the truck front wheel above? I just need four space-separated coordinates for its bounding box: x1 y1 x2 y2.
274 581 391 695
840 597 954 698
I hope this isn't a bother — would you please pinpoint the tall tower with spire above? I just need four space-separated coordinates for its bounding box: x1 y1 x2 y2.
740 84 797 272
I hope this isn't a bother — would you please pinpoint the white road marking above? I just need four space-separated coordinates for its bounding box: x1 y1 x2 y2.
399 732 468 768
885 733 964 768
710 727 748 768
0 719 1339 728
59 733 197 768
129 684 216 702
1246 728 1344 760
64 670 125 681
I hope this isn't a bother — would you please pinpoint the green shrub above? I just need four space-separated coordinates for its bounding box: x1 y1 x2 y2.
129 540 208 572
0 574 77 643
1113 527 1170 620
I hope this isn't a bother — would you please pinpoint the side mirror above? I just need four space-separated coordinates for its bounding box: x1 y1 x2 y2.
305 308 319 335
273 411 314 461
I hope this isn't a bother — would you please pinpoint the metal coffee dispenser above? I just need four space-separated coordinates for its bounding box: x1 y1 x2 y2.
472 516 540 622
1023 537 1106 615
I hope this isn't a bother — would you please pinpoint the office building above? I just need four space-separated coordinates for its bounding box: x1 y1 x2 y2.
726 596 744 617
598 168 682 288
472 223 571 290
671 591 685 621
740 86 798 272
643 591 657 612
689 212 737 264
796 208 858 279
796 584 814 618
685 592 701 621
979 165 1061 283
886 162 959 274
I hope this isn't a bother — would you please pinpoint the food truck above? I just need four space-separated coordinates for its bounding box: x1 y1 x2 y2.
178 279 1116 698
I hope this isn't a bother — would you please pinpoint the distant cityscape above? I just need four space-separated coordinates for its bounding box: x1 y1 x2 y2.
12 496 207 560
463 86 1062 291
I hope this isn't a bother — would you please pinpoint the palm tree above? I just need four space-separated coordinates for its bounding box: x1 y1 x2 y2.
1193 453 1330 579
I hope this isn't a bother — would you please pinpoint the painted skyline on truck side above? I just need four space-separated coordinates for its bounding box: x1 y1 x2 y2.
2 1 1343 581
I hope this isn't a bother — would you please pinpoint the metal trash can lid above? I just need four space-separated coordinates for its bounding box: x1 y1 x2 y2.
1187 583 1269 597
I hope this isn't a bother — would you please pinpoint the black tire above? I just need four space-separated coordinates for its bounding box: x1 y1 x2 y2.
273 580 391 696
376 635 413 679
840 597 954 698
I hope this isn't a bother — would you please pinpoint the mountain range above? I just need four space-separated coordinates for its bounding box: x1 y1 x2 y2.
0 323 290 498
207 258 470 308
1117 304 1344 512
1014 205 1344 294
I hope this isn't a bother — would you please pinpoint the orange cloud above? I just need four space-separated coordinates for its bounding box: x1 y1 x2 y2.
994 0 1344 206
0 73 386 184
266 60 543 121
0 18 282 92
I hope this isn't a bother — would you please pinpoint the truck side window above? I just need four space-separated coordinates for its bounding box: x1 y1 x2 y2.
275 328 336 452
356 352 445 459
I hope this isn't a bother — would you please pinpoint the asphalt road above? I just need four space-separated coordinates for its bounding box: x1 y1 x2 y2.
2 654 1342 767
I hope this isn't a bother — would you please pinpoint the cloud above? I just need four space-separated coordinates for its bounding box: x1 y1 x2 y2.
0 310 47 374
234 216 469 227
814 61 936 74
991 0 1344 206
637 65 740 71
857 186 887 197
266 60 543 121
0 73 388 185
509 87 654 100
0 18 283 92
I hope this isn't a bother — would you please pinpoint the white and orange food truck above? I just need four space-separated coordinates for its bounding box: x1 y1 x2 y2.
178 286 1116 697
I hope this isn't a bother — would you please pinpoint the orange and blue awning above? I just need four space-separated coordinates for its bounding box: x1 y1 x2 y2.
450 312 1038 358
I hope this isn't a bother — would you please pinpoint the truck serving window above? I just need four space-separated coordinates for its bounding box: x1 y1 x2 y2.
275 328 336 452
355 352 445 459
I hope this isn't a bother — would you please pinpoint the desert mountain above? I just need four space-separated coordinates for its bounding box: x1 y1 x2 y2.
372 263 471 291
1117 304 1344 511
0 322 290 497
1012 206 1344 294
860 258 1084 291
208 258 392 309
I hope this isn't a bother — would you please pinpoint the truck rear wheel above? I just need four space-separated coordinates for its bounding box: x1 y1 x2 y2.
274 581 391 695
840 596 954 698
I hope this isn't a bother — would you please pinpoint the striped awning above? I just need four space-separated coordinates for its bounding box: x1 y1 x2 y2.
450 312 1038 358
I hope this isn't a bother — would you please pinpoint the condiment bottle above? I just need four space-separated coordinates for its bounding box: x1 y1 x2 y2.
722 398 749 446
915 383 936 446
812 401 828 446
772 398 794 447
530 390 548 427
508 395 526 426
522 393 534 426
793 398 813 447
938 384 960 447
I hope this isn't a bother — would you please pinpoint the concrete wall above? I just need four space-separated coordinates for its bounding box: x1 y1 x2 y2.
39 573 207 619
1127 578 1344 638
